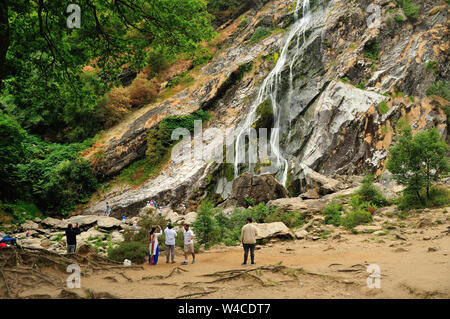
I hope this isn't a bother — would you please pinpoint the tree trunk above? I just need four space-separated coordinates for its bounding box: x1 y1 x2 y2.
0 0 9 87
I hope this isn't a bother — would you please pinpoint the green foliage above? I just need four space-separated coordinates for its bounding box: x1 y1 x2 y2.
426 81 450 101
123 214 167 244
378 100 389 115
167 71 195 88
244 197 255 208
364 39 380 62
387 127 449 203
341 209 373 229
394 14 406 22
264 210 306 229
192 200 221 249
322 201 343 227
396 186 450 211
396 0 420 20
356 174 388 207
355 81 365 90
252 99 274 133
108 241 149 264
249 27 272 44
425 60 439 74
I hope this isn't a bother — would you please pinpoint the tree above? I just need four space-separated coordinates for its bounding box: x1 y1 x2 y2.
386 127 449 202
192 200 220 249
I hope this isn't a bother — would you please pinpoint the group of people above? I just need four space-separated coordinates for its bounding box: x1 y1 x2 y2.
61 215 257 266
148 224 195 265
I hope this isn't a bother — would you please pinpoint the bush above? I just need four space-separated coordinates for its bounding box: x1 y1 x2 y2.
396 0 420 20
101 87 131 128
396 186 450 211
378 100 389 115
426 80 450 101
249 27 272 44
123 214 168 244
128 74 158 108
322 201 343 226
357 174 388 207
264 209 306 228
108 241 149 264
341 209 373 229
192 200 221 249
364 39 380 62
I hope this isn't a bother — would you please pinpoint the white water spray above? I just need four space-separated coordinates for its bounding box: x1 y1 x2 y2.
234 0 312 186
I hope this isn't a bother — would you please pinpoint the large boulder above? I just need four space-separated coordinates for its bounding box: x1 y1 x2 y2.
183 212 197 226
253 222 294 240
20 221 40 231
223 173 289 208
96 216 122 229
301 165 341 195
267 197 328 215
19 238 43 249
66 215 98 228
41 217 68 229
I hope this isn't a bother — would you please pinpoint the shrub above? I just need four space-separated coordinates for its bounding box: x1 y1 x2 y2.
357 174 388 207
364 39 380 62
426 80 450 101
396 0 420 20
249 27 272 43
192 200 221 249
394 14 406 22
128 75 158 108
341 209 373 229
264 209 306 229
396 186 450 211
100 87 131 128
108 241 148 264
425 60 439 74
322 201 343 226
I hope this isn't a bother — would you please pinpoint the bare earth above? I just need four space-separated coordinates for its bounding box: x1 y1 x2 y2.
19 216 450 299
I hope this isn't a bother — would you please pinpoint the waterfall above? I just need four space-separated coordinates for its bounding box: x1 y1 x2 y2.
233 0 312 186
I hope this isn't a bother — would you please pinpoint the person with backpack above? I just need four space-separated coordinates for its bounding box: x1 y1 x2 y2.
65 223 81 254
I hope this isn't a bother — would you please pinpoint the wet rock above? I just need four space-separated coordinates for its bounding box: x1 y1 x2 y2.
223 173 289 208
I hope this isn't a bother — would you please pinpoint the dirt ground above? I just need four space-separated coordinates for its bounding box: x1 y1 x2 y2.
18 218 450 299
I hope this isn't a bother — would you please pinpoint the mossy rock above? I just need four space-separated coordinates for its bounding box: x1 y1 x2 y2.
252 99 274 134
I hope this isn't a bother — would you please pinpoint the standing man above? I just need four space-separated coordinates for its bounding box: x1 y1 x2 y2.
65 223 81 254
106 202 111 216
181 224 195 265
164 224 177 264
241 217 257 266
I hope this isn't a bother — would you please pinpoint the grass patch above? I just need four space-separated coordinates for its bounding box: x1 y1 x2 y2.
426 80 450 101
249 27 272 44
378 100 389 114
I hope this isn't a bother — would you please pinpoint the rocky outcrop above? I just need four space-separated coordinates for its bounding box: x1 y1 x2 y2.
223 173 289 208
253 222 294 240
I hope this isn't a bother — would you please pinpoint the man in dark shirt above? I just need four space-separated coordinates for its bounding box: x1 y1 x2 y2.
65 223 81 254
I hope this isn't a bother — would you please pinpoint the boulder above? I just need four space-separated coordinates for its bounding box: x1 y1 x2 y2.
19 238 43 249
110 231 124 243
294 229 309 239
65 215 99 228
253 222 294 240
354 225 382 233
165 211 183 225
267 197 327 214
20 221 40 231
41 217 68 229
79 228 106 243
96 216 122 229
301 166 341 195
223 173 288 208
183 212 197 226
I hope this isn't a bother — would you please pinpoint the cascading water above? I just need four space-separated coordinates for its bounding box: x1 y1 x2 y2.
233 0 312 186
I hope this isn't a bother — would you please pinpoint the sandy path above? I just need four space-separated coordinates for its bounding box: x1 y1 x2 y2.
21 222 450 299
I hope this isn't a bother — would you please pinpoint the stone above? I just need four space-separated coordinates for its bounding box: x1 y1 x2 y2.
294 229 309 239
165 211 183 225
65 215 98 228
428 247 438 252
223 173 289 208
41 217 68 229
299 188 320 199
79 228 106 243
19 238 43 249
20 221 39 231
96 216 122 229
267 197 327 215
183 212 197 226
354 225 382 233
418 218 432 228
301 166 341 195
253 222 294 240
110 231 124 243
